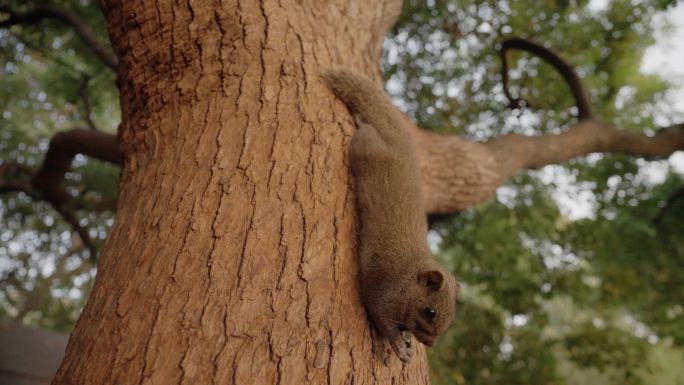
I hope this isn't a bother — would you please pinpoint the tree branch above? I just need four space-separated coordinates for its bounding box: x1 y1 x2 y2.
0 4 118 70
482 120 684 179
408 119 504 215
0 180 39 199
53 203 98 258
413 120 684 215
500 37 594 120
409 38 684 216
31 128 120 205
1 163 100 257
0 161 34 179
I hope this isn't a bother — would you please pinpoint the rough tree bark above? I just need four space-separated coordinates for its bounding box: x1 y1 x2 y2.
52 1 432 384
43 0 684 383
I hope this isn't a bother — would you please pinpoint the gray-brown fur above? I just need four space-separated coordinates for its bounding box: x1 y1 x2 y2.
322 69 459 362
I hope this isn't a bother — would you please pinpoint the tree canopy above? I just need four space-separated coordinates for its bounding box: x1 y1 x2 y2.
1 0 683 384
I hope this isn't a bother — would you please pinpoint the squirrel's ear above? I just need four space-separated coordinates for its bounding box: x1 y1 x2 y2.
418 270 445 292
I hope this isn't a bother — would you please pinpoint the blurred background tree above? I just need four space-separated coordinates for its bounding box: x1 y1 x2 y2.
1 0 683 384
0 0 119 332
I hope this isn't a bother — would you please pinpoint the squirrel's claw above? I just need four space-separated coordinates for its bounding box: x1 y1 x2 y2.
390 330 415 363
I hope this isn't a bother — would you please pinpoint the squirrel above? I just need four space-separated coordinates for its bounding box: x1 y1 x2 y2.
322 69 459 362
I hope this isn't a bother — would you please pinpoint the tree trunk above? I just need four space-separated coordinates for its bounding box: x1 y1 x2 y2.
52 0 433 384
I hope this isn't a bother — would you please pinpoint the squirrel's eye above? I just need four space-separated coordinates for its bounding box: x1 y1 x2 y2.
423 307 437 320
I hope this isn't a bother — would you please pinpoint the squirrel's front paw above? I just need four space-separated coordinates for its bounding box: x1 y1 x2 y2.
389 330 415 363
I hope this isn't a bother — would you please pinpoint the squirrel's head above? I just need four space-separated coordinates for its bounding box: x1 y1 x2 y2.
402 267 459 346
362 256 459 361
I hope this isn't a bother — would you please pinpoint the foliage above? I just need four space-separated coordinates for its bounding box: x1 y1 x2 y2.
385 1 684 384
1 0 683 384
0 0 118 332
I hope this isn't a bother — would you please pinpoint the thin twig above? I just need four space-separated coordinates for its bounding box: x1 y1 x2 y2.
500 37 594 120
78 76 98 131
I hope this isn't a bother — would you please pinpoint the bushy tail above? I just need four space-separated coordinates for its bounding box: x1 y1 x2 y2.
321 68 409 146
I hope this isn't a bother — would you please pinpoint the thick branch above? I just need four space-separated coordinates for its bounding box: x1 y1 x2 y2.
32 129 120 205
413 120 684 215
501 37 594 120
413 38 683 216
409 120 504 215
0 168 116 212
484 120 684 178
0 5 118 70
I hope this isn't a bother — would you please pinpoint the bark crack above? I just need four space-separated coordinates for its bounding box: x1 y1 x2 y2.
236 184 256 290
188 0 204 96
138 300 162 384
214 4 228 98
266 67 285 193
275 211 287 291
